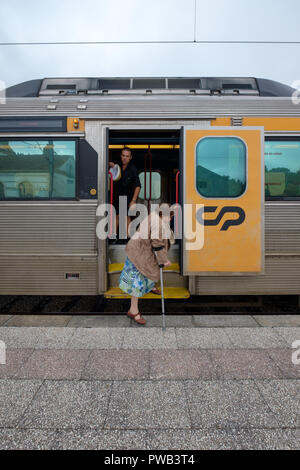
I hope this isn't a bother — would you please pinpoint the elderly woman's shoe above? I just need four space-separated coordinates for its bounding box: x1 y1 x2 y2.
127 310 146 325
151 288 161 295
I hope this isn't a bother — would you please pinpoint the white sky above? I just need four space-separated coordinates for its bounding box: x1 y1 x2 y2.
0 0 299 88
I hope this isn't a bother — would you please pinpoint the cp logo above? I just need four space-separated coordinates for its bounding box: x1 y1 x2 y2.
196 206 246 231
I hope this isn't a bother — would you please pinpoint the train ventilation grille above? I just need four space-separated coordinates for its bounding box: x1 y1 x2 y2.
231 117 243 126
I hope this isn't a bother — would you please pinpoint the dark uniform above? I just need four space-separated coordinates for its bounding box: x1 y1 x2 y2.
113 162 141 215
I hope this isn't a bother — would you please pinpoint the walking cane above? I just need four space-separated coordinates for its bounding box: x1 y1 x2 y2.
159 263 166 331
154 251 166 331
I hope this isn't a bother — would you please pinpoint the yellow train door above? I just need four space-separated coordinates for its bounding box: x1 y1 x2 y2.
183 127 264 275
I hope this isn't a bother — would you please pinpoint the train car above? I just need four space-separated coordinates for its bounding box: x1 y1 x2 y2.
0 76 299 300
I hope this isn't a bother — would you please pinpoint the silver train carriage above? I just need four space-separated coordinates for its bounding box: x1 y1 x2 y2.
0 76 300 299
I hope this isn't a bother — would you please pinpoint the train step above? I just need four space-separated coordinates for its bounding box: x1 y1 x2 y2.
104 287 190 299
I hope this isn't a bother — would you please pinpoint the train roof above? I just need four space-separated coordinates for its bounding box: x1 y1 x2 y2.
6 77 296 98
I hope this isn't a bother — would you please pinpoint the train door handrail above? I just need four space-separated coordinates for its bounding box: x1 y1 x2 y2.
175 170 180 237
108 170 114 238
144 146 152 213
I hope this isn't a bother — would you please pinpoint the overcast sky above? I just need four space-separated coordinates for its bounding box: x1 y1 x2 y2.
0 0 299 88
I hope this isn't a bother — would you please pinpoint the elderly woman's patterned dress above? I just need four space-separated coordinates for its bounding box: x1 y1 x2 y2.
119 257 155 297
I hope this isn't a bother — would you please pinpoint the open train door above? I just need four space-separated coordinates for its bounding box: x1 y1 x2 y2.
183 127 264 275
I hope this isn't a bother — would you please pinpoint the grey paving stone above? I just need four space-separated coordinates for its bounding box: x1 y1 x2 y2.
254 379 300 428
53 429 148 450
82 350 149 380
209 349 284 379
67 327 125 349
147 428 300 450
0 428 58 450
150 350 218 380
0 315 13 326
184 380 279 429
135 315 194 328
238 428 300 450
0 327 75 349
105 380 191 429
149 429 241 450
0 379 43 427
253 315 300 327
0 349 34 379
4 315 71 327
18 349 91 380
224 327 287 349
273 327 300 347
176 328 233 349
193 315 258 328
122 328 177 349
67 315 131 328
267 349 300 379
34 327 76 349
0 327 40 348
44 350 91 380
18 380 112 430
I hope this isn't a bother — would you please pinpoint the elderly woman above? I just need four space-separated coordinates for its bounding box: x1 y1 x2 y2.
119 206 174 325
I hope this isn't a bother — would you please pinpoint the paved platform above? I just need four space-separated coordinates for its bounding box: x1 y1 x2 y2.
0 319 299 450
1 314 300 328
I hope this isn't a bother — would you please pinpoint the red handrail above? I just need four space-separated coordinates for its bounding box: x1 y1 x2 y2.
144 147 152 213
175 170 180 204
108 170 113 238
175 170 180 237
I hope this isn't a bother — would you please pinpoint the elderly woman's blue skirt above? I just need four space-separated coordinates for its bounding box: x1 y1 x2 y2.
119 257 155 297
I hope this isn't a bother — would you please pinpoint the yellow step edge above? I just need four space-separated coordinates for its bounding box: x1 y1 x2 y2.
104 287 190 299
108 263 124 273
108 262 180 274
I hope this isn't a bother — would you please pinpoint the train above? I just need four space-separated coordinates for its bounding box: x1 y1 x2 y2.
0 76 299 299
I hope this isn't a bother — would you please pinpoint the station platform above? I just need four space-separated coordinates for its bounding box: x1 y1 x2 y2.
0 317 299 450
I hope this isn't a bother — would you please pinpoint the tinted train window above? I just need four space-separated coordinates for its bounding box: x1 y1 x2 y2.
196 137 246 198
0 140 76 199
265 140 300 198
139 172 161 200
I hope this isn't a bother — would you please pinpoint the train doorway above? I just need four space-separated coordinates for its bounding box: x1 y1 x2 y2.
104 127 189 299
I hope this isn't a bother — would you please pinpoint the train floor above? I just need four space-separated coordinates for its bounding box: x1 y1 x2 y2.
0 319 299 450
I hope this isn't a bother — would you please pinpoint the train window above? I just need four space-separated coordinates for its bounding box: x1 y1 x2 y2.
132 79 166 89
168 78 201 89
0 181 4 199
0 140 76 199
196 137 246 198
98 79 131 90
139 172 161 200
265 140 300 198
